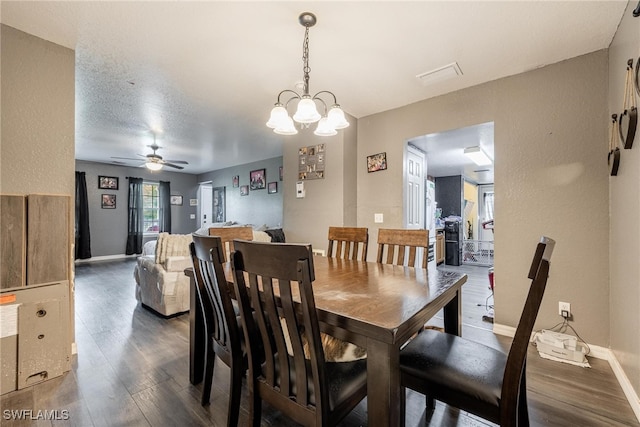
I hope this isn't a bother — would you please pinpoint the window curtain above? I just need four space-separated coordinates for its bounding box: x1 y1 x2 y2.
159 180 171 233
125 177 144 255
74 171 92 259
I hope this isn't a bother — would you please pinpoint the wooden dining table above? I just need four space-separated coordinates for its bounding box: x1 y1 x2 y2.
186 256 467 427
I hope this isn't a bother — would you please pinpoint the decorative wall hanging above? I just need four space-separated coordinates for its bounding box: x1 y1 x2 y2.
98 176 119 190
101 194 116 209
608 114 621 176
232 175 239 187
240 185 249 196
213 187 225 222
250 169 266 190
298 144 325 180
268 182 278 194
367 152 388 173
170 195 183 205
619 58 637 149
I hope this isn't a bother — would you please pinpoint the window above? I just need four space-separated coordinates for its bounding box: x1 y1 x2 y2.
143 182 160 233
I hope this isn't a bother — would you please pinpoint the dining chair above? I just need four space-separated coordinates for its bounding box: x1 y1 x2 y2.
399 236 556 426
208 226 254 262
327 226 369 261
376 228 430 268
189 234 246 426
230 240 368 427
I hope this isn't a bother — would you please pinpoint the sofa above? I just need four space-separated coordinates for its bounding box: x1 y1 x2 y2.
134 233 192 316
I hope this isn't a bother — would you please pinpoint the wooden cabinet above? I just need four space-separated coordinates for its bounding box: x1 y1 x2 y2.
436 231 445 265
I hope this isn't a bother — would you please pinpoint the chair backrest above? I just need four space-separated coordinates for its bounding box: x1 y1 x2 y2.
501 236 555 425
376 228 429 268
327 226 369 261
208 226 254 262
190 234 243 362
231 239 331 426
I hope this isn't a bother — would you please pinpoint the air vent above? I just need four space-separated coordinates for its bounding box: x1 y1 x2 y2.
416 62 463 86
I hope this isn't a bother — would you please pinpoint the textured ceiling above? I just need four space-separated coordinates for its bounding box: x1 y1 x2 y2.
1 1 628 174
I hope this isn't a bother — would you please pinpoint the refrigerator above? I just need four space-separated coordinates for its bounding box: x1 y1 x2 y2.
445 219 462 266
425 179 437 269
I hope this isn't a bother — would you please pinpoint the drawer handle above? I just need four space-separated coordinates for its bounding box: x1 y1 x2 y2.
38 334 45 339
36 309 47 317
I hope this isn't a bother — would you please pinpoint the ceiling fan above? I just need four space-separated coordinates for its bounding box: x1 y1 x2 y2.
111 142 188 171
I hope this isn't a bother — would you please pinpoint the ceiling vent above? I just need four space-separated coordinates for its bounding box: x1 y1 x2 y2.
416 62 463 86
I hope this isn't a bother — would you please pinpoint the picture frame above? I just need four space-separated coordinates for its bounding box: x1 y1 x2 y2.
240 185 249 196
279 166 283 181
232 175 239 188
213 187 226 222
101 194 116 209
170 195 183 206
268 182 278 194
367 152 387 173
98 176 119 190
250 169 266 190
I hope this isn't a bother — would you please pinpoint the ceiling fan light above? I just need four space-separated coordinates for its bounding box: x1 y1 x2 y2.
293 96 321 124
464 146 492 166
314 117 337 136
274 116 298 135
327 105 349 129
145 161 163 171
266 104 289 128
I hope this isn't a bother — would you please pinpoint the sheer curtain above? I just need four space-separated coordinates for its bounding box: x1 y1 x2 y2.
159 180 171 233
75 171 92 259
126 177 144 255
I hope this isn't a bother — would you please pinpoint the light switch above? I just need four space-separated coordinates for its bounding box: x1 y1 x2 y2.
374 213 384 223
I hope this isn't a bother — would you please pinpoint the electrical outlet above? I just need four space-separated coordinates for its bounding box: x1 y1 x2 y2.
558 301 571 318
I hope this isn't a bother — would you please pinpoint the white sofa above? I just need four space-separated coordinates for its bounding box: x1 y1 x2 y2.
134 233 192 316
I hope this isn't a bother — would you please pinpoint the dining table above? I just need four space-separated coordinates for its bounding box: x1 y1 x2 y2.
186 256 467 427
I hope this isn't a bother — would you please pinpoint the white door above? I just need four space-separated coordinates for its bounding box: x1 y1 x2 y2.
405 145 425 229
199 183 213 228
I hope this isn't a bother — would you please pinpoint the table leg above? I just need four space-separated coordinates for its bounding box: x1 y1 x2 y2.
443 289 462 336
189 273 205 385
366 338 401 427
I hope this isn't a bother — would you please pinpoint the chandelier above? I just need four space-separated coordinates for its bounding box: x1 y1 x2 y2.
266 12 349 136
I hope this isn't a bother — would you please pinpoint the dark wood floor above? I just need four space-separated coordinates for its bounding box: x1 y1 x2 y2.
1 258 637 426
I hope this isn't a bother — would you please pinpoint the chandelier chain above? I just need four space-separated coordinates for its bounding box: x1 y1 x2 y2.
302 26 311 95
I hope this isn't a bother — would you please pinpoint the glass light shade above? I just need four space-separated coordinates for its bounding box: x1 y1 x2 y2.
327 105 349 129
293 96 321 124
266 105 289 129
146 161 163 171
274 116 298 135
314 117 337 136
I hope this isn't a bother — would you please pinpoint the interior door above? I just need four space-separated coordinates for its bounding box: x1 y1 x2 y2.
405 145 425 229
199 183 213 228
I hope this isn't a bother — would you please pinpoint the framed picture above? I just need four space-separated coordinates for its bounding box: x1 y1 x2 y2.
101 194 116 209
98 176 119 190
240 185 249 196
170 195 183 206
250 169 266 190
232 175 239 188
367 152 387 173
279 166 283 181
268 182 278 194
213 187 225 222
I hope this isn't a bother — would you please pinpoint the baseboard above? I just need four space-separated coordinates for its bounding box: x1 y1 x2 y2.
493 322 640 422
74 254 138 264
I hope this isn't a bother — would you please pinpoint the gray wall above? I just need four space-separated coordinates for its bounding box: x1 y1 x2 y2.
608 2 640 397
75 160 199 257
197 156 283 229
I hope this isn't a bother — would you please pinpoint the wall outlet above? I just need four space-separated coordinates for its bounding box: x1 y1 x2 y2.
559 301 571 318
374 213 384 223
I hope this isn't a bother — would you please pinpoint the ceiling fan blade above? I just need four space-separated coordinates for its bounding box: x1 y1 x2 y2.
162 162 185 170
164 160 189 164
111 156 143 161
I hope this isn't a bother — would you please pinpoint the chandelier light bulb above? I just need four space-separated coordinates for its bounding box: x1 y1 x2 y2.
293 96 321 124
314 117 337 136
327 105 349 129
266 104 289 129
274 116 298 135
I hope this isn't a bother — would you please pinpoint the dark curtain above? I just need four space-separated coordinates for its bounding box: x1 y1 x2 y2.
125 177 144 255
159 180 171 233
75 171 92 259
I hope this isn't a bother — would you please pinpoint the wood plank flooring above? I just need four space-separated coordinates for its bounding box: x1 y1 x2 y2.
1 259 637 426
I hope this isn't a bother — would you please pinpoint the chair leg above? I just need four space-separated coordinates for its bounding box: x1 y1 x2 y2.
426 394 435 411
227 362 242 427
249 391 261 427
201 340 216 406
518 372 530 426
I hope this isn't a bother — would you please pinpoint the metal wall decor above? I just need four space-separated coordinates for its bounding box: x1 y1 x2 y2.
619 59 637 149
298 144 325 180
609 114 621 176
